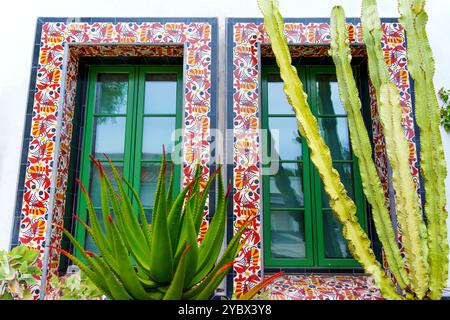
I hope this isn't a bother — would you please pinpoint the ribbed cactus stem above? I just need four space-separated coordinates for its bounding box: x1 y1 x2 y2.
258 0 403 300
362 0 430 299
398 0 449 300
330 5 410 292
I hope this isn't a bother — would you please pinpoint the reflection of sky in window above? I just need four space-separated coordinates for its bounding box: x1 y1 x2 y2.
318 118 350 160
96 74 128 114
145 80 177 114
142 118 176 159
329 81 346 115
268 81 295 115
94 117 125 158
269 118 302 161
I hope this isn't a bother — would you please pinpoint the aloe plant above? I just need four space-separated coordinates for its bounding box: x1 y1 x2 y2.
258 0 448 300
51 151 257 300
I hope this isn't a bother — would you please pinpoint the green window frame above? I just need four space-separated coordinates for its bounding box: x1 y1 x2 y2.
262 65 368 269
74 65 183 257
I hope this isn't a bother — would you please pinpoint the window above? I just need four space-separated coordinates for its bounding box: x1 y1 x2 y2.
74 66 183 253
262 65 367 268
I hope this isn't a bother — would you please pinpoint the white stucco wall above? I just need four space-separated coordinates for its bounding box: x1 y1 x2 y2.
0 0 449 287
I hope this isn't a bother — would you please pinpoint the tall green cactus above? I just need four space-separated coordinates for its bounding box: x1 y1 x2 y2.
398 0 449 300
329 6 409 291
331 0 448 300
258 0 448 300
257 0 402 300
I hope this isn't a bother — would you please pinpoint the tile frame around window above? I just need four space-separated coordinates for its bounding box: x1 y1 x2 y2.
226 17 423 298
13 17 218 299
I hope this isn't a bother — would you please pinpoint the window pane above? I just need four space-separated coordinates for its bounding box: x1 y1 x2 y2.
322 163 354 208
270 163 304 208
95 73 128 114
89 163 123 207
268 74 295 115
323 211 352 259
140 163 171 208
270 211 306 259
144 74 177 114
318 117 351 160
269 118 302 161
316 74 346 115
93 117 126 160
142 117 176 160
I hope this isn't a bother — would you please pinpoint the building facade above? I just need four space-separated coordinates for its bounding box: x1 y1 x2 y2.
1 0 450 299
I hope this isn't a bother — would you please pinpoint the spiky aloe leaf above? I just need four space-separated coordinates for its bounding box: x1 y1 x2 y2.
122 177 151 246
99 159 152 274
76 178 112 257
175 205 199 287
193 167 220 234
258 0 403 300
48 228 113 298
105 214 155 299
102 156 152 262
193 261 234 300
167 161 175 209
190 168 228 286
183 220 252 299
149 153 174 283
238 272 284 300
167 180 195 252
163 244 191 300
362 0 429 298
398 0 449 300
330 5 409 290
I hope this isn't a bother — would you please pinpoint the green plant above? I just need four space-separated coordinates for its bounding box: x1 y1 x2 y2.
46 269 104 300
258 0 402 300
258 0 449 300
51 150 272 300
439 88 450 131
397 0 449 300
0 244 41 300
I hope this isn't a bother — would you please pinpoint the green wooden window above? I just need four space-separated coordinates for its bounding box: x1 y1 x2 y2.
262 65 367 268
75 66 183 255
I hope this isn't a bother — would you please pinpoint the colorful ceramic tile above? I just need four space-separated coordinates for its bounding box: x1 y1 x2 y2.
19 19 216 299
255 275 384 300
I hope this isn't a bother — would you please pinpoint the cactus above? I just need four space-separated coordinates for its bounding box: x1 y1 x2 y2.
361 0 430 299
329 5 410 291
259 0 448 300
398 0 449 300
257 0 403 300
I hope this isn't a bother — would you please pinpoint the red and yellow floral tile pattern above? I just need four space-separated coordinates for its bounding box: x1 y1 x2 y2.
231 21 419 298
255 275 384 300
19 20 214 298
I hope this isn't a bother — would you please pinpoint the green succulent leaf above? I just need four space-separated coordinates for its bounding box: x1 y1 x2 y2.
163 244 190 300
149 154 174 283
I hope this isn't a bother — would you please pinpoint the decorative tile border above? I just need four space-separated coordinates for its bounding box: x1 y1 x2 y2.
255 274 384 300
228 18 420 298
16 18 217 298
